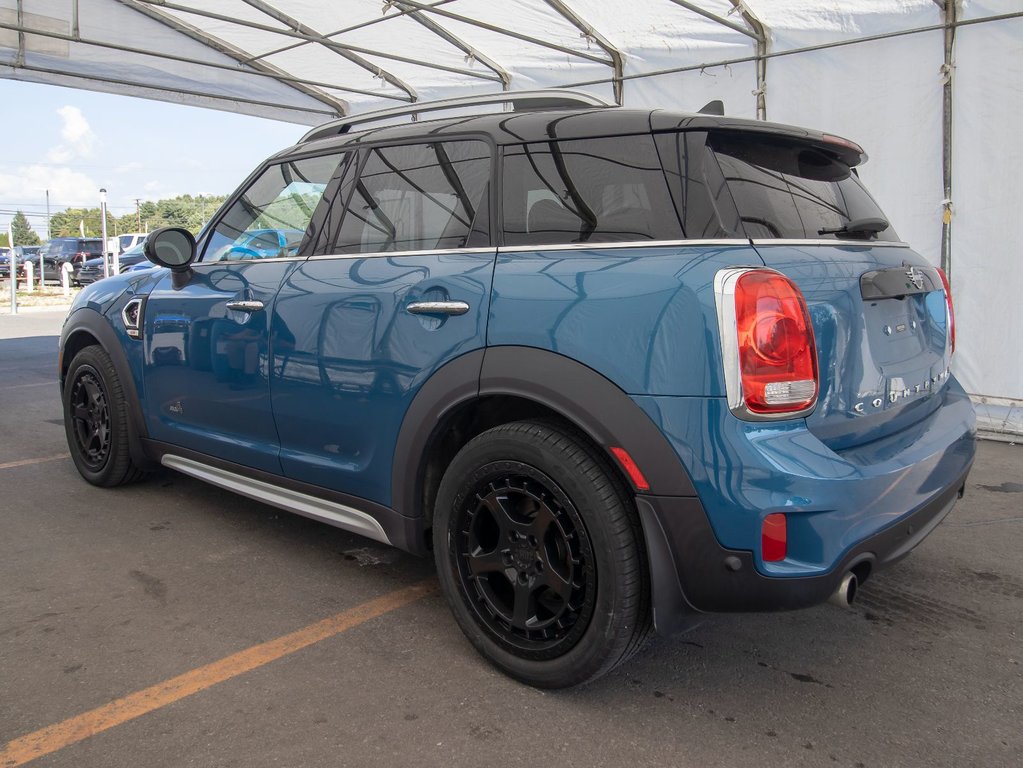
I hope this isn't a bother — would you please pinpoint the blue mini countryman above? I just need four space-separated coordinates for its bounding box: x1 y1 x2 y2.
59 91 976 688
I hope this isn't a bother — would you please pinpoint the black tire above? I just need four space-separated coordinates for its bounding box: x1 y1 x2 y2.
433 421 650 688
63 345 146 487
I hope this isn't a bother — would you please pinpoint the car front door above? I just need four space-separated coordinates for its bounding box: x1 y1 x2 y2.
270 139 495 507
141 152 346 473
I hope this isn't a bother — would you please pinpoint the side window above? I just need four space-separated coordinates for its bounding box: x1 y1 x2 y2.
202 152 345 262
502 135 682 246
655 131 744 239
331 140 491 254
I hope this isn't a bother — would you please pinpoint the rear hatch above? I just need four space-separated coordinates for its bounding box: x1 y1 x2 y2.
704 129 953 450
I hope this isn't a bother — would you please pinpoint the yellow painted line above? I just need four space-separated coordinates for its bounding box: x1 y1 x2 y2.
0 580 436 767
0 453 69 470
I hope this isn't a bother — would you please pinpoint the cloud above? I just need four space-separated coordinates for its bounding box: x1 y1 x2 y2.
114 161 143 174
46 106 97 164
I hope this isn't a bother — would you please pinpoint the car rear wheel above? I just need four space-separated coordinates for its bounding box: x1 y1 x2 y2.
433 421 650 688
63 345 146 487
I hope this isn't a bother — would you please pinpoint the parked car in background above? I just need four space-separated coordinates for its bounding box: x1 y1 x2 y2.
14 245 43 261
41 238 104 281
207 227 305 261
0 247 11 279
117 233 148 254
74 242 151 286
57 91 976 688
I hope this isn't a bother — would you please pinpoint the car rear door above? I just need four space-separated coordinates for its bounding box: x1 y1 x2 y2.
141 152 346 473
269 138 495 507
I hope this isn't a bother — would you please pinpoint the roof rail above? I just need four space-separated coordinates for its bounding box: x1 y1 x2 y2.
300 89 610 143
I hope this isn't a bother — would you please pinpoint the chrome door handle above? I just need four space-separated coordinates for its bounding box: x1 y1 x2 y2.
405 300 470 316
225 300 265 313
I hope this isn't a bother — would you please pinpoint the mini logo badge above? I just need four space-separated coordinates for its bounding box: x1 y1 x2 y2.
906 266 925 290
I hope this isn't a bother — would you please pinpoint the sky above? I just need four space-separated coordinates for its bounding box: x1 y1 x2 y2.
0 79 308 240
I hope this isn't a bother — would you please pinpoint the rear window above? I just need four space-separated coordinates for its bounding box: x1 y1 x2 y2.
707 132 898 241
502 136 682 246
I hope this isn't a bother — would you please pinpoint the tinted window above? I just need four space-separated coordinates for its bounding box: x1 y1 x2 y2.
708 132 898 241
655 131 744 239
331 140 491 254
502 135 681 246
202 153 344 262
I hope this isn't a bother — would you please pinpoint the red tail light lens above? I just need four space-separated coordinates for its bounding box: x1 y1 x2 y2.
761 513 787 562
733 271 818 414
936 267 955 355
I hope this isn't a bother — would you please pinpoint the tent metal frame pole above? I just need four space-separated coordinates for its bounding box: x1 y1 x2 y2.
6 62 339 118
543 0 624 104
727 1 768 120
236 0 418 102
126 0 499 86
0 20 405 103
386 0 612 66
390 1 512 90
667 0 758 40
15 0 24 67
240 0 460 69
940 0 955 279
117 0 350 114
554 11 1023 91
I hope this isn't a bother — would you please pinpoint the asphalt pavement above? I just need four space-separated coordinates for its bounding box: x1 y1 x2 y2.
1 310 1020 768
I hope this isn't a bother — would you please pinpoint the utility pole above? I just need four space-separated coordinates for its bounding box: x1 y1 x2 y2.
45 189 51 241
135 198 141 232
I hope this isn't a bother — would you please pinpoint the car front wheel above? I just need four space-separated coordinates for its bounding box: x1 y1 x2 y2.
433 421 650 688
63 345 145 487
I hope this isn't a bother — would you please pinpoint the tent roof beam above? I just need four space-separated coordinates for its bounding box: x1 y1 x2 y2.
390 1 512 90
117 0 350 114
236 0 417 101
543 0 623 104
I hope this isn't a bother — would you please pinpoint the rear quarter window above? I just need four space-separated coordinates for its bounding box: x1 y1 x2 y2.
502 135 682 246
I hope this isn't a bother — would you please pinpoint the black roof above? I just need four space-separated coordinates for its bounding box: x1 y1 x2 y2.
278 107 831 157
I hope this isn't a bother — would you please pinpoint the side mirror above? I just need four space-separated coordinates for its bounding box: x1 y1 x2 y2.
144 227 197 288
144 227 196 271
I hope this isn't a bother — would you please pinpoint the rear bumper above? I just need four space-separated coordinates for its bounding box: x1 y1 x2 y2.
632 378 976 634
638 459 970 632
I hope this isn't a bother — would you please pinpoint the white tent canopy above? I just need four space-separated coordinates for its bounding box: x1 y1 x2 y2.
2 0 1021 434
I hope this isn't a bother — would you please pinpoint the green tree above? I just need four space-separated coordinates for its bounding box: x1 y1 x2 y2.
11 211 42 245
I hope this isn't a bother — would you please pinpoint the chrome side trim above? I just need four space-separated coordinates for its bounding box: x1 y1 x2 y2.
308 247 494 261
161 455 391 545
751 239 909 248
713 266 818 422
498 239 753 253
195 256 304 266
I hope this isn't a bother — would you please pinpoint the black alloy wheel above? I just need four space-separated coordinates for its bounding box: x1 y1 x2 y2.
63 345 145 487
68 367 112 470
434 421 650 688
454 466 595 656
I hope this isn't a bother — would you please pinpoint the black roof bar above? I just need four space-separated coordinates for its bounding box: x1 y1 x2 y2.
300 89 610 143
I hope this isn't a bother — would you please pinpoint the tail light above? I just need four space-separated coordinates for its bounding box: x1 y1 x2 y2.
715 268 819 419
936 267 955 355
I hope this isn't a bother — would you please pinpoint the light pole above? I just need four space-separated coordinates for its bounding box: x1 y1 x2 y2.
100 188 110 278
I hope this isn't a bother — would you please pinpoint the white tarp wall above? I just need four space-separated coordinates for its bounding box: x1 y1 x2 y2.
1 0 1020 433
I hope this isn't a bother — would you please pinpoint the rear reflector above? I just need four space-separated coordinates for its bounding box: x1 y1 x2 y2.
761 513 787 562
609 446 650 492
